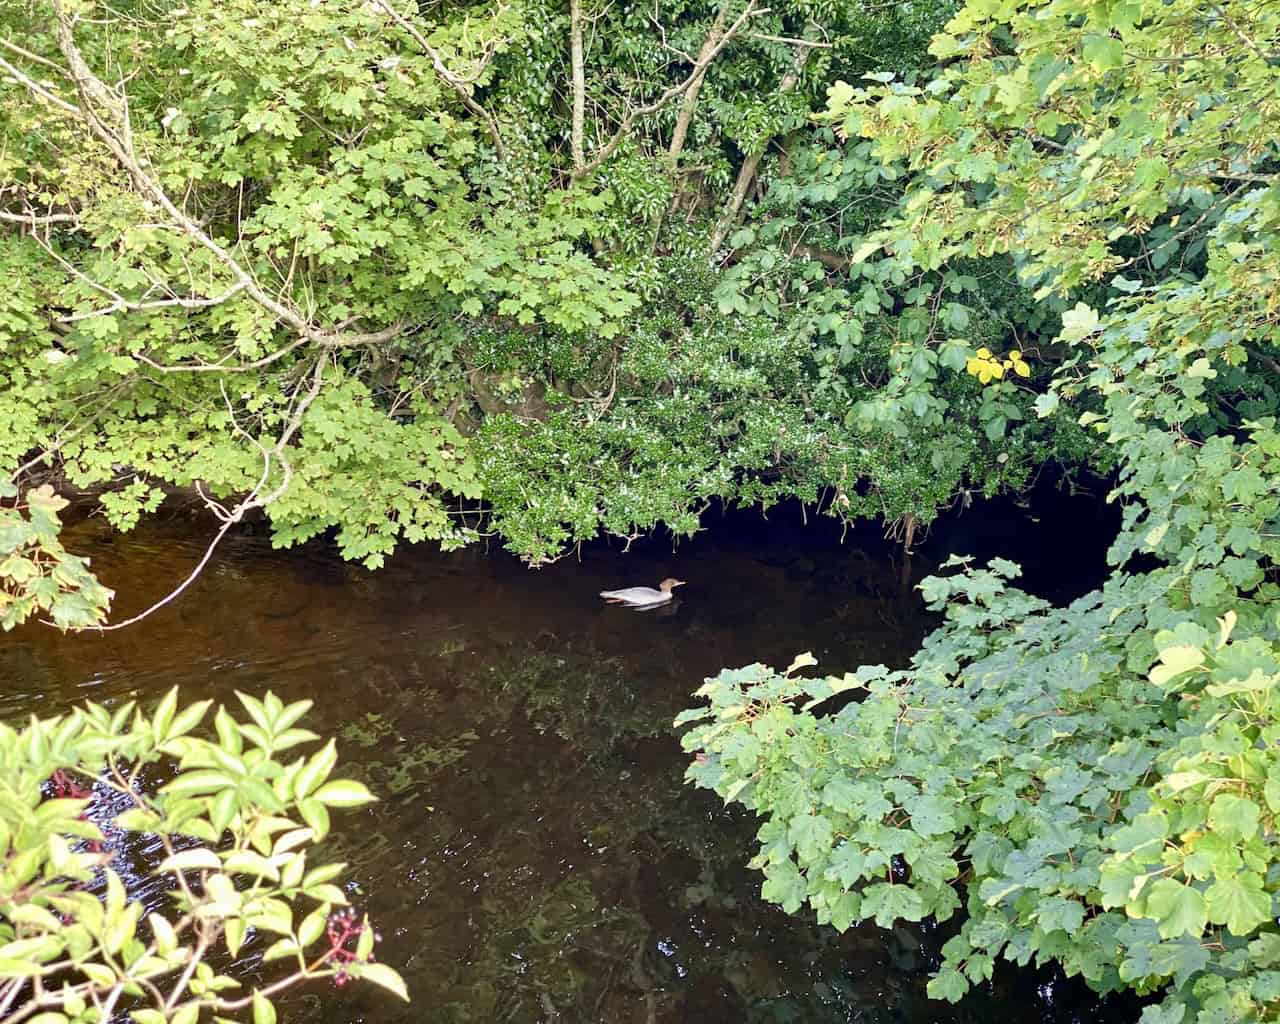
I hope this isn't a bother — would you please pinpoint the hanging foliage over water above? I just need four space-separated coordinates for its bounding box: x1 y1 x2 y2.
1 0 1088 620
681 1 1280 1021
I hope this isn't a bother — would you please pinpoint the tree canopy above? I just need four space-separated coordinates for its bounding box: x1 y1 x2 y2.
2 0 1078 623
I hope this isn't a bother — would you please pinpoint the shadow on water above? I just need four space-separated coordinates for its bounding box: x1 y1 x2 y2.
1 483 1132 1024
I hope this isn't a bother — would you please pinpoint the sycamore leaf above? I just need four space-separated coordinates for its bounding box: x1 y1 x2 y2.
1144 879 1207 939
1205 874 1270 936
1149 646 1204 689
1059 303 1101 342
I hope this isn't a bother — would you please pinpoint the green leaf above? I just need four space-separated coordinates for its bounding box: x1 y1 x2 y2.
760 861 807 913
1082 35 1124 71
1144 879 1208 940
926 966 968 1001
162 770 237 797
298 799 331 840
151 687 177 741
223 850 281 881
1149 645 1204 689
225 918 247 958
263 939 301 963
1205 874 1271 936
1059 303 1101 342
171 1003 198 1024
850 240 881 264
352 962 409 1001
159 848 222 873
293 740 336 799
1033 391 1060 418
1138 1003 1188 1024
861 883 925 927
253 990 277 1024
311 779 375 808
297 907 328 949
167 699 212 741
903 794 957 837
0 957 45 979
1207 795 1260 842
148 914 177 955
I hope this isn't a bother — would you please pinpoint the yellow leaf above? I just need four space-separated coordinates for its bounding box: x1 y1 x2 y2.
1013 360 1031 377
1009 350 1021 360
990 362 1005 379
976 347 992 359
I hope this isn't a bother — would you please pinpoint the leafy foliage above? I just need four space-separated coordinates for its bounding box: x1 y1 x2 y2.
0 689 405 1022
1 0 1044 598
0 483 112 630
680 564 1280 1022
682 0 1280 1021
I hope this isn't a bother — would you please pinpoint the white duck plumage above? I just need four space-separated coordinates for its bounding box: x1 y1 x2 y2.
599 578 685 607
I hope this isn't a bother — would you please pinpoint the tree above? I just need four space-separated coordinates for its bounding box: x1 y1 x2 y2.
681 2 1280 1022
0 688 407 1022
3 0 1013 610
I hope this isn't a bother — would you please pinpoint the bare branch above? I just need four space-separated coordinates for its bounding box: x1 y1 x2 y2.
0 208 80 226
59 280 249 322
667 0 734 165
573 1 765 179
132 336 311 374
70 357 330 632
745 31 831 48
570 0 587 170
0 35 74 77
0 53 81 115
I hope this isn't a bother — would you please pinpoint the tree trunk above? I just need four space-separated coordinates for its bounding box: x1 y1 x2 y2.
709 24 819 253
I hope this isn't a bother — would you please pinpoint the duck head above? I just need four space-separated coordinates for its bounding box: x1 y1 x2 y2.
658 578 687 593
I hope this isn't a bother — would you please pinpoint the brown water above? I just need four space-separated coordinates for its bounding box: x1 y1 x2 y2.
2 496 1126 1024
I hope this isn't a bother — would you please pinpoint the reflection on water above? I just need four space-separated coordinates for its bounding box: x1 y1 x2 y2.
2 499 1126 1024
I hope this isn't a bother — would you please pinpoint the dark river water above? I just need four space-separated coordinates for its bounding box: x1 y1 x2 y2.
2 487 1131 1024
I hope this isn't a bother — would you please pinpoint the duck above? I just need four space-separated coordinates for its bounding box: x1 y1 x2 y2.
599 578 686 608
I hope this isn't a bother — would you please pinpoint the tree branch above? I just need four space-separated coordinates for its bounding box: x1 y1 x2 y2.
572 0 764 179
59 280 250 322
0 52 81 116
39 0 402 352
709 22 816 252
570 0 587 171
66 358 328 632
667 0 734 165
0 208 80 226
370 0 506 160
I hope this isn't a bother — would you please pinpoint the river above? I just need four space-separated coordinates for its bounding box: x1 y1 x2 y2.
2 487 1131 1023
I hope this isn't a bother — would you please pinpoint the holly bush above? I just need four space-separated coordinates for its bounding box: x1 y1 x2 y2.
0 689 407 1023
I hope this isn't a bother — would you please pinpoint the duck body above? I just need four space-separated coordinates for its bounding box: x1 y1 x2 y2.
600 578 685 608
